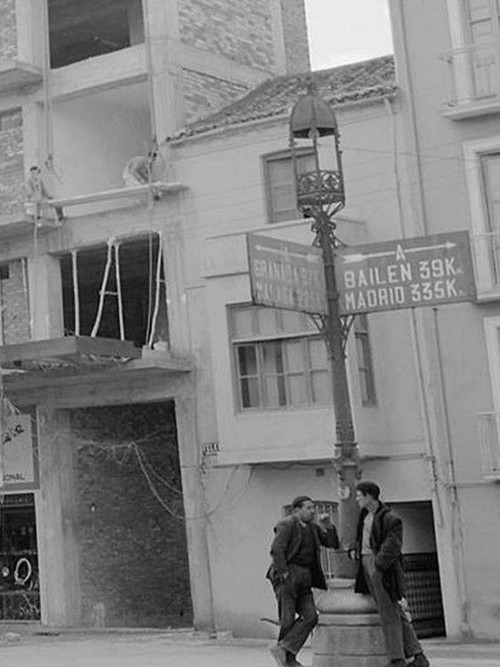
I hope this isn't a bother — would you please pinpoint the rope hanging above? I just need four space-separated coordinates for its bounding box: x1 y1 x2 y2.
90 239 114 338
141 0 158 147
71 250 80 336
114 242 125 341
41 0 54 166
147 232 164 348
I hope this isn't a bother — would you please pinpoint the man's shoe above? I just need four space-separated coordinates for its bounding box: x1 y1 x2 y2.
412 653 430 667
270 644 288 667
386 660 406 667
288 658 304 667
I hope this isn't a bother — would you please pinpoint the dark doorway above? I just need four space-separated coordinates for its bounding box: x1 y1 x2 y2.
393 501 446 638
49 0 144 68
0 493 40 621
71 401 192 627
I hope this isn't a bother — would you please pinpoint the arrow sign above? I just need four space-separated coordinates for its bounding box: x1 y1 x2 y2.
335 231 476 315
344 241 458 264
247 233 328 315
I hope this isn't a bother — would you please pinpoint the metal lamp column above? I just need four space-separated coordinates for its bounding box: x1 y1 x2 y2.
289 86 385 667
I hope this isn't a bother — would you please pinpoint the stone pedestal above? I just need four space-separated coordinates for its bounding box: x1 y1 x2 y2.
313 579 386 667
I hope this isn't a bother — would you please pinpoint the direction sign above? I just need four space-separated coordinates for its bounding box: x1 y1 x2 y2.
335 231 476 315
247 233 327 315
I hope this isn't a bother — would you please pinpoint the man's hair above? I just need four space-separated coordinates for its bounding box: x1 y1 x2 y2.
356 481 381 500
291 495 313 510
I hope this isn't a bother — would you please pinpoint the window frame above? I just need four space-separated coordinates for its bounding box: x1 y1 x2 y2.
354 314 377 406
464 136 500 297
262 148 315 224
443 0 500 109
229 304 330 412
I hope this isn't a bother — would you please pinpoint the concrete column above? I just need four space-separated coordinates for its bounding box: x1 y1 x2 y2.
175 394 215 632
16 0 46 65
36 407 81 626
163 219 191 357
313 581 386 667
27 253 64 340
269 0 287 75
142 0 185 139
127 0 145 45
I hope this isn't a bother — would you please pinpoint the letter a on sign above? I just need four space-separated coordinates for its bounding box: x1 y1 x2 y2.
395 244 406 261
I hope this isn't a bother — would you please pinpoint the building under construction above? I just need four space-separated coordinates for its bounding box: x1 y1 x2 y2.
0 0 308 628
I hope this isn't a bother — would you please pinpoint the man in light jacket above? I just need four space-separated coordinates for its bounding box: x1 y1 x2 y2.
354 481 430 667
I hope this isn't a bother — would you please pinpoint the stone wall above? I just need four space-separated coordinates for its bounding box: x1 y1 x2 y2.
281 0 310 73
179 0 275 71
72 401 193 628
0 109 24 219
0 259 30 345
0 0 17 61
182 68 248 123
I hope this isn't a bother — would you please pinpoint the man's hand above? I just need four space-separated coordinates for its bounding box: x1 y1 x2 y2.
316 512 331 526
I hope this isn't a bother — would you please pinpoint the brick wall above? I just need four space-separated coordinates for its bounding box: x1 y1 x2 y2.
0 109 24 219
183 69 248 123
179 0 275 71
0 260 30 345
0 0 17 61
281 0 310 73
72 402 193 628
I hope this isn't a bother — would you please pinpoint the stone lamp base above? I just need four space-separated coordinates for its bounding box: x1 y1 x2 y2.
313 579 386 667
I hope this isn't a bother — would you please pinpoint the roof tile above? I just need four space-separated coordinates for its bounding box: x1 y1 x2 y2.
172 55 396 139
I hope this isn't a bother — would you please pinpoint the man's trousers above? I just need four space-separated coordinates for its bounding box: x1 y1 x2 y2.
274 564 318 657
361 554 422 662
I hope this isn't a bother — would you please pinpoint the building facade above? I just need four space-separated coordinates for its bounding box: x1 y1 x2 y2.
169 56 449 638
0 0 309 629
0 0 482 644
387 0 500 640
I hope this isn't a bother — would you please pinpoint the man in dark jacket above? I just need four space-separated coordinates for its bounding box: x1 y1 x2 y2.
354 481 430 667
266 495 339 667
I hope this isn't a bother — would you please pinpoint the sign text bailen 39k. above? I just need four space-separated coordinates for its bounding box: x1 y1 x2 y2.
335 231 476 315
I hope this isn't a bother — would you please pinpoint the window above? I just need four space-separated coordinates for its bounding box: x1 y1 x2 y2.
230 305 330 410
464 0 500 98
354 314 376 406
464 137 500 295
263 150 315 223
283 500 338 580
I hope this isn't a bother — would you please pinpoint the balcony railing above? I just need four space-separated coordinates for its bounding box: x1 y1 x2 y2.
477 413 500 480
442 40 500 111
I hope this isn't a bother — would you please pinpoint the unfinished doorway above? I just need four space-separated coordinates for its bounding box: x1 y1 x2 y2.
71 401 192 627
0 493 40 621
49 0 144 68
60 234 168 348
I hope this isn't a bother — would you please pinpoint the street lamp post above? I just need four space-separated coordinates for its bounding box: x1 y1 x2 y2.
289 85 360 577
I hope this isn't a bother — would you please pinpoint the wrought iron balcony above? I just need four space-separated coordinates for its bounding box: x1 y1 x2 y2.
477 412 500 480
442 41 500 116
296 169 344 210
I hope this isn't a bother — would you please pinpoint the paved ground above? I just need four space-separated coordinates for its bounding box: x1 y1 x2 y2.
0 630 500 667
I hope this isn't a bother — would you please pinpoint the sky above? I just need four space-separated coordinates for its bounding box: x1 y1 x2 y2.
304 0 394 70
